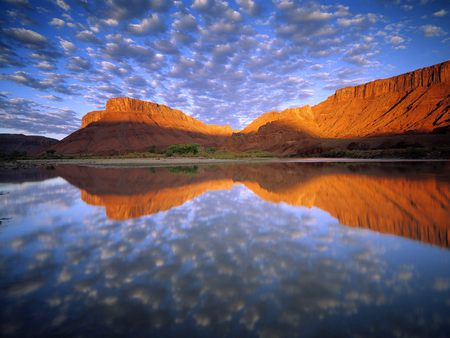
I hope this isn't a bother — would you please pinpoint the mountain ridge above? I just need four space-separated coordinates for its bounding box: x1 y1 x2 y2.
17 60 450 156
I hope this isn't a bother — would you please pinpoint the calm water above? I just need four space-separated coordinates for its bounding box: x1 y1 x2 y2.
0 162 449 338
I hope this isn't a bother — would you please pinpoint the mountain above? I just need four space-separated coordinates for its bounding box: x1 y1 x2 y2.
0 134 58 156
52 97 234 155
231 60 449 155
51 60 449 156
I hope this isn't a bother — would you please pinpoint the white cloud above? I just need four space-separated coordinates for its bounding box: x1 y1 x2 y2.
127 14 165 35
4 28 48 46
236 0 257 15
36 61 55 70
54 0 70 11
420 24 446 37
59 38 76 52
76 30 101 44
433 9 448 17
337 16 364 27
192 0 209 10
49 18 65 26
388 35 405 45
102 18 119 26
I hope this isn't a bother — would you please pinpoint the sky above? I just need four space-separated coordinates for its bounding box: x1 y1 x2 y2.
0 0 449 139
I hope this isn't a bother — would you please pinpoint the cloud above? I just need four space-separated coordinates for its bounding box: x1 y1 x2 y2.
127 14 165 35
96 0 170 22
40 94 63 101
433 9 447 17
343 43 377 65
0 93 79 135
420 24 446 37
103 34 154 62
76 30 101 44
125 75 148 87
54 0 70 11
192 0 209 11
236 0 258 15
172 12 197 31
1 71 79 95
4 27 48 47
67 56 91 72
388 35 405 45
59 38 76 52
36 61 55 70
100 61 129 77
337 13 377 27
49 18 65 26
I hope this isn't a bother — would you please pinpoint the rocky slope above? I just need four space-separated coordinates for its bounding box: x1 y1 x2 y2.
0 133 58 156
52 98 234 155
231 60 450 155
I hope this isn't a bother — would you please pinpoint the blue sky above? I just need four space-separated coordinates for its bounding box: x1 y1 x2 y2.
0 0 449 139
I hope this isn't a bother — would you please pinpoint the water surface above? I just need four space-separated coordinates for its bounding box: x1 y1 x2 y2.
1 162 449 337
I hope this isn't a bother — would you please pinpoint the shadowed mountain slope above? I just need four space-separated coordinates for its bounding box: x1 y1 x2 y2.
0 134 58 156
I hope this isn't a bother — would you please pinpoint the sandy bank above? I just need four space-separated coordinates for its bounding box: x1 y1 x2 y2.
12 157 449 168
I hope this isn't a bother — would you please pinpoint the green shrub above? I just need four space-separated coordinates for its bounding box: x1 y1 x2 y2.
165 143 200 157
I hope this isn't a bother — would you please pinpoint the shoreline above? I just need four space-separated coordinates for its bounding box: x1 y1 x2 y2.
5 157 449 168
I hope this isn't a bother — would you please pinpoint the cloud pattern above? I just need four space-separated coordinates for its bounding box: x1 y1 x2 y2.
0 0 448 138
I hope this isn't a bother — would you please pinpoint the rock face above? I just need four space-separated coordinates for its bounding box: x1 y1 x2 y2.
82 97 233 135
231 60 450 154
53 97 234 155
0 134 58 156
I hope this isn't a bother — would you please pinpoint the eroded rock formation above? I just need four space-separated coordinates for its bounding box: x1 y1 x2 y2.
231 61 450 154
52 97 234 155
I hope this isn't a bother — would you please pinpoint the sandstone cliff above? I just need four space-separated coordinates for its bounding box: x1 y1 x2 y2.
232 60 450 155
53 97 234 155
82 97 233 135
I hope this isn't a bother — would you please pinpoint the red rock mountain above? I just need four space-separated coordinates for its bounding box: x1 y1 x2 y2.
232 61 449 154
52 61 449 155
53 98 234 155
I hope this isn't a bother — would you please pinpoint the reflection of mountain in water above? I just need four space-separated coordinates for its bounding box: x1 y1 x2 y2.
55 162 450 248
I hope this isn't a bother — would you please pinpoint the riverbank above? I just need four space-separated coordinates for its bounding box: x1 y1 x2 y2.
0 157 446 169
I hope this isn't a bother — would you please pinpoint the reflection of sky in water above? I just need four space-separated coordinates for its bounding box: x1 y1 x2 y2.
1 177 450 338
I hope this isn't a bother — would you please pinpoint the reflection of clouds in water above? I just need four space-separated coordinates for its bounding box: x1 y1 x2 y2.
0 178 78 219
434 278 450 291
0 184 450 337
